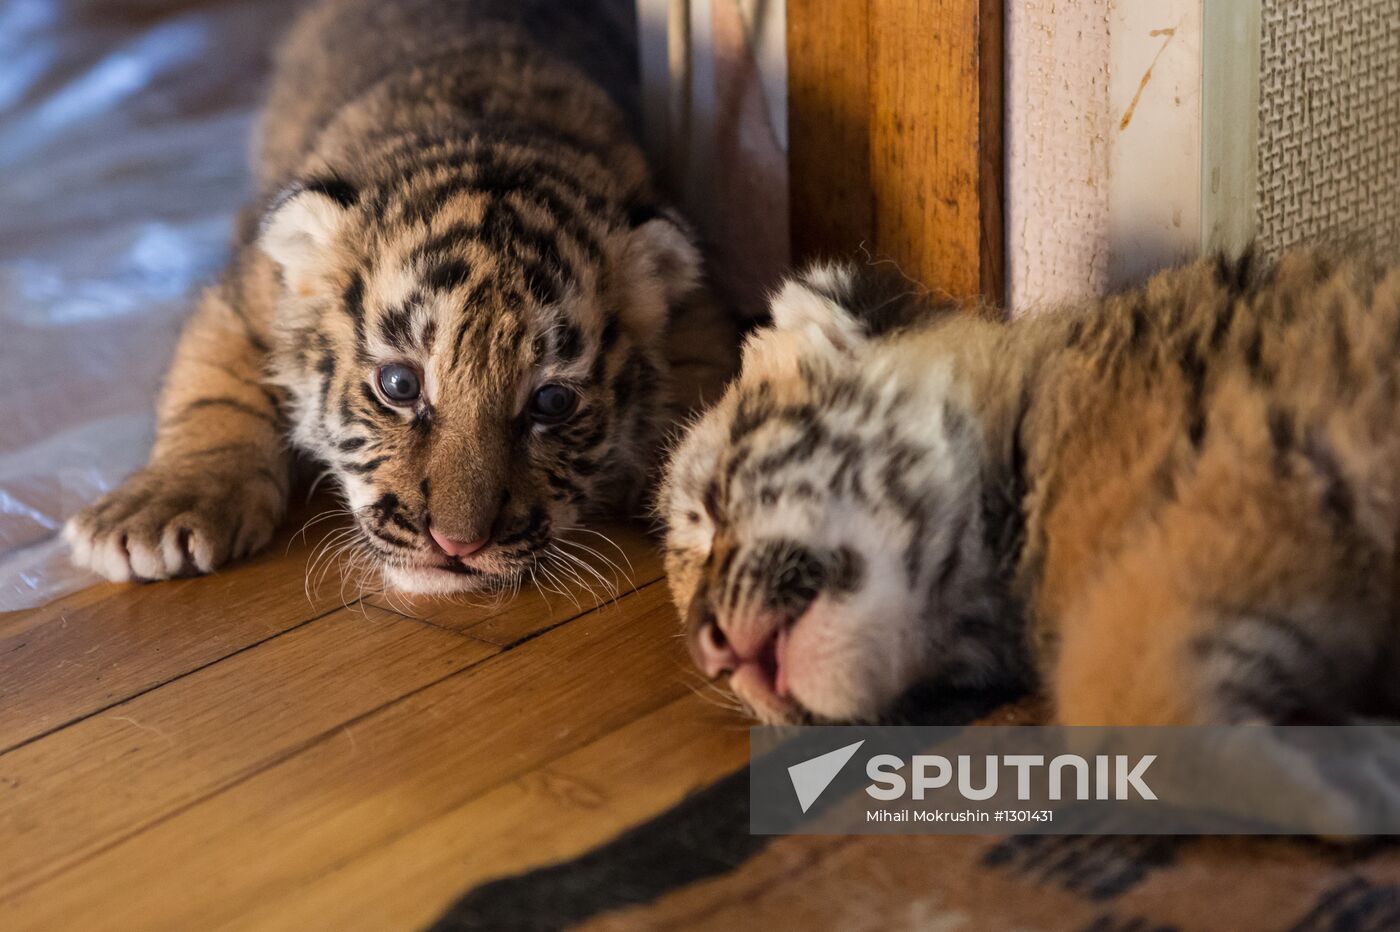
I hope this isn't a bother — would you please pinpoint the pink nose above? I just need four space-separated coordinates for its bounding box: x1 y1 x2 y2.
691 621 741 679
429 526 490 559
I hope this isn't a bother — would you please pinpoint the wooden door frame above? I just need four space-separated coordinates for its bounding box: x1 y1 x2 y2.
787 0 1004 304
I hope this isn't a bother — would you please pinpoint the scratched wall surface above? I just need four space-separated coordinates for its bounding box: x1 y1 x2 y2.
1005 0 1111 314
1007 2 1204 313
1257 0 1400 258
1104 1 1202 291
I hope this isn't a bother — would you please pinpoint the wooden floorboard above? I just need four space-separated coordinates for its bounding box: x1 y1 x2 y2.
0 509 353 751
230 694 748 931
0 543 731 931
0 604 495 900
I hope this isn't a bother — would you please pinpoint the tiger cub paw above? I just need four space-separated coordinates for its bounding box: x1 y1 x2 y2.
64 464 285 582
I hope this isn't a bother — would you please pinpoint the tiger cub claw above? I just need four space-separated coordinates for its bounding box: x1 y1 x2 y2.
64 465 284 583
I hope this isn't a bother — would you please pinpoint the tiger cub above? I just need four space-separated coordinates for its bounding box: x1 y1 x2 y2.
662 250 1400 725
65 0 737 594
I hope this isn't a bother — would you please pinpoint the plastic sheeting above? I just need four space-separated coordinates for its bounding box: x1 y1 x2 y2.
0 0 297 610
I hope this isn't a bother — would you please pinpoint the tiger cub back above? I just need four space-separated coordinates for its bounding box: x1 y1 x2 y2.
1031 249 1400 724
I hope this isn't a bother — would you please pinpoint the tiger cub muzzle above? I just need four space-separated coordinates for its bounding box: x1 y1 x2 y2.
686 538 864 720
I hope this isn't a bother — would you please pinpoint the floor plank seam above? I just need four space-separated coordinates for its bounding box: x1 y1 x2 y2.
284 681 700 898
1 581 673 902
0 598 359 758
366 599 463 623
374 609 494 642
493 577 666 653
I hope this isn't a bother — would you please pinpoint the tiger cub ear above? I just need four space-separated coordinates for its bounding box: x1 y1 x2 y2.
770 261 945 355
769 264 870 355
258 177 358 297
610 206 703 332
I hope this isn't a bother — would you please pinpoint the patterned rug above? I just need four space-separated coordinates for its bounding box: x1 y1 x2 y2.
429 697 1400 932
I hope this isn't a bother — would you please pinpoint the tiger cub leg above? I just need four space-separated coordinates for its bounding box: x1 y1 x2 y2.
1049 528 1380 726
65 272 290 581
1187 611 1373 724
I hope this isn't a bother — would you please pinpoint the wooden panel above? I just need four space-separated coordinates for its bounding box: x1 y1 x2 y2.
229 695 748 931
0 605 495 899
787 0 1004 302
1 584 692 931
0 507 355 751
787 0 874 259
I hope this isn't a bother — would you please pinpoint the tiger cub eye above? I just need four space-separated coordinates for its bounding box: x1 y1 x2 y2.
529 383 579 423
376 364 421 405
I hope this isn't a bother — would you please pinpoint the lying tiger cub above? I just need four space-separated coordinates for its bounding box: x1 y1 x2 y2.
662 250 1400 725
65 0 736 594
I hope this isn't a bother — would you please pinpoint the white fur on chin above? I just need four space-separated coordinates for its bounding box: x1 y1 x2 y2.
381 563 510 595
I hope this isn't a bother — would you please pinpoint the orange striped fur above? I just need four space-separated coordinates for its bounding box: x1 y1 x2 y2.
663 250 1400 725
66 0 738 593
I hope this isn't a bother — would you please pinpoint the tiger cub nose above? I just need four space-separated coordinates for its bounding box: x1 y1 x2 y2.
429 525 490 558
691 619 741 679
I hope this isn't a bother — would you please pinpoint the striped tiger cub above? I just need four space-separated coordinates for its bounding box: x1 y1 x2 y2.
662 249 1400 725
66 0 738 594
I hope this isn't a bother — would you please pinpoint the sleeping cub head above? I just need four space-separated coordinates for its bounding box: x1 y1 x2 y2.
661 264 1012 723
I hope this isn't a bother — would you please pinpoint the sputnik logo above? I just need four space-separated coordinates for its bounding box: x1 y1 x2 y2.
787 740 866 812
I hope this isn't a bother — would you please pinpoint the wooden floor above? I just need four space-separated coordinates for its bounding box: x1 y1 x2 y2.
14 509 1399 932
0 504 748 931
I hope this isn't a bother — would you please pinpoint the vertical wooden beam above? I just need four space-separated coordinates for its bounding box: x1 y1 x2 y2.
786 0 874 261
787 0 1004 303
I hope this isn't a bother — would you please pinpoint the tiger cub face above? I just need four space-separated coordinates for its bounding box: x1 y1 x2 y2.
260 179 700 594
661 266 1007 723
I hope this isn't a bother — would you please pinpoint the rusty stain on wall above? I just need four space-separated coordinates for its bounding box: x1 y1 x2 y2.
1119 26 1177 131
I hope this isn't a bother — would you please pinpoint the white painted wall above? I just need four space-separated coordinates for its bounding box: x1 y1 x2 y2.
1004 0 1112 312
1105 0 1203 291
1006 0 1206 313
